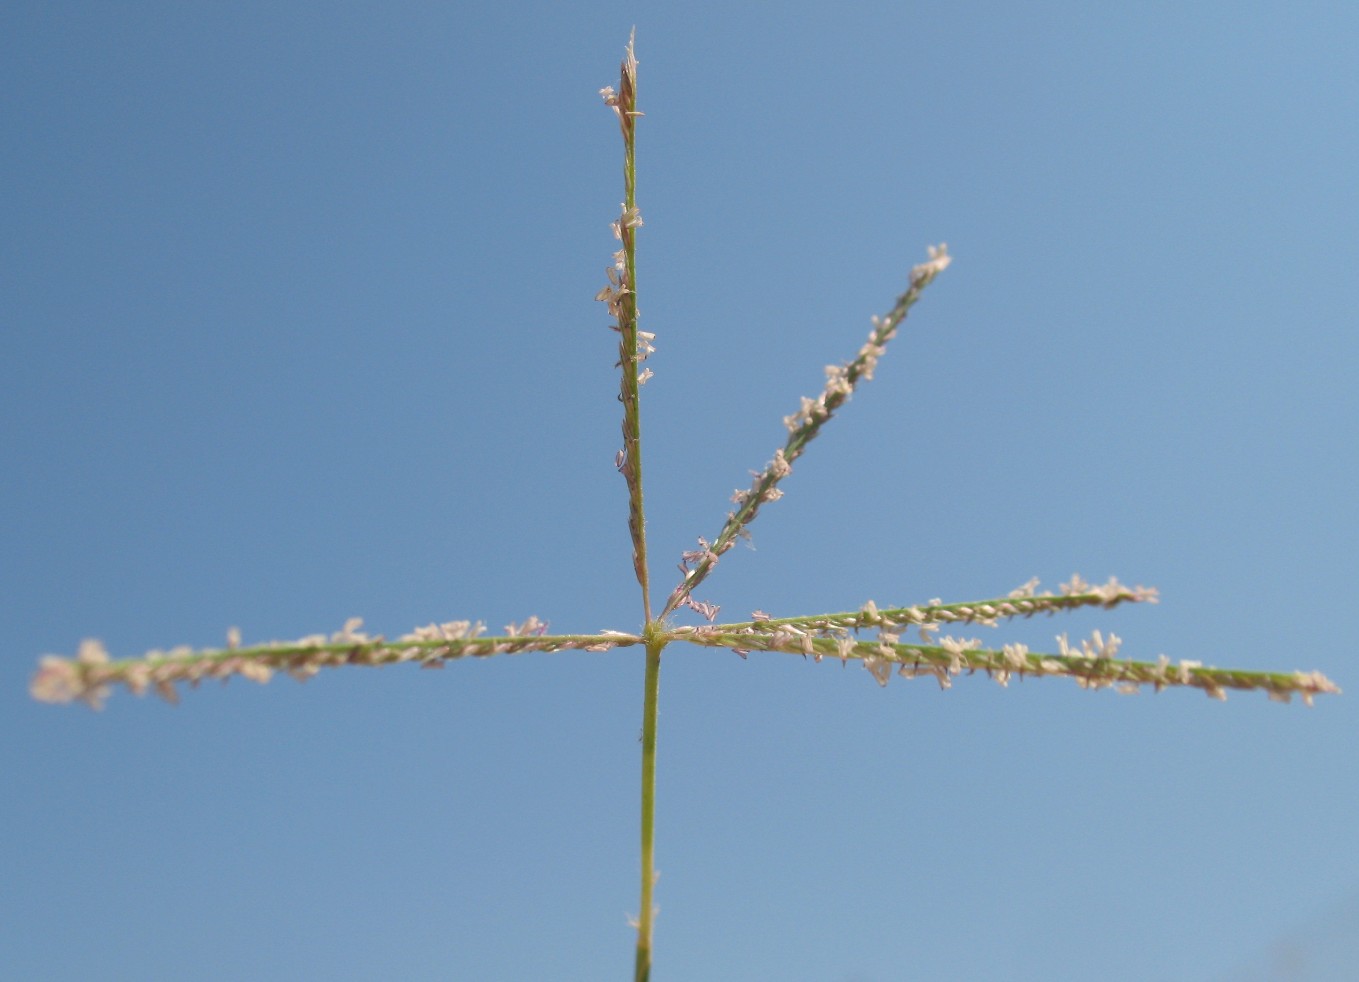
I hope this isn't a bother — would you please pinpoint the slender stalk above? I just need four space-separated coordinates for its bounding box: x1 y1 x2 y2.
621 55 652 624
674 630 1340 703
700 578 1159 636
600 32 653 623
28 625 642 708
603 35 664 978
660 248 950 621
634 639 662 982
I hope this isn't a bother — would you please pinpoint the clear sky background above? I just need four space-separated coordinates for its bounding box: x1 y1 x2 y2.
4 3 1357 980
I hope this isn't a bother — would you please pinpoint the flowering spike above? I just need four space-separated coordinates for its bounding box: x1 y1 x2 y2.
661 244 950 619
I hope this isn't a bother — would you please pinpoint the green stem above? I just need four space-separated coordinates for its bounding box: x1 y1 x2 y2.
634 639 662 982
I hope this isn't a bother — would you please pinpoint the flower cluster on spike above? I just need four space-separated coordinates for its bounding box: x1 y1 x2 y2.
29 618 640 709
665 576 1340 703
910 243 952 287
594 206 649 378
657 244 953 624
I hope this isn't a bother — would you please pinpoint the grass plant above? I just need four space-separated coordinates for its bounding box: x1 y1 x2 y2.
31 34 1340 982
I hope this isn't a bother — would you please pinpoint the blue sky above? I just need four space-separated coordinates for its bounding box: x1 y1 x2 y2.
4 3 1357 979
